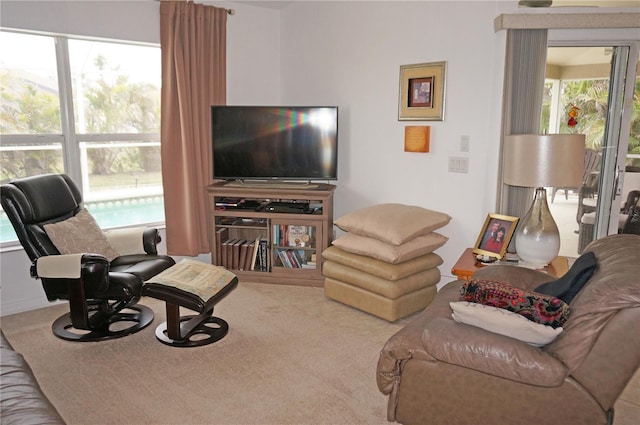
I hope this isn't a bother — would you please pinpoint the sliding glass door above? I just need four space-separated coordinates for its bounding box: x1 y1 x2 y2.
544 43 640 257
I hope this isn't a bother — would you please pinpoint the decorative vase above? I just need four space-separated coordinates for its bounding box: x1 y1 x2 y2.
515 187 560 269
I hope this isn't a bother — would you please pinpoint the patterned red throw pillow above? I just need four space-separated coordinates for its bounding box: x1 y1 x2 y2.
460 279 570 328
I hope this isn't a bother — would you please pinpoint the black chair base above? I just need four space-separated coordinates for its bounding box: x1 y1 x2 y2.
52 304 154 342
154 314 229 347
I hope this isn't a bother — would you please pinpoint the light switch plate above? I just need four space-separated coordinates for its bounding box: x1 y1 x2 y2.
448 157 469 173
460 135 470 152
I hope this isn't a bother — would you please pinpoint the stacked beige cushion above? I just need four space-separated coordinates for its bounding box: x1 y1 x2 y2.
322 203 450 321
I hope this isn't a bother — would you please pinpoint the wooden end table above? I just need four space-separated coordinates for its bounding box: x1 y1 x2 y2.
451 248 569 281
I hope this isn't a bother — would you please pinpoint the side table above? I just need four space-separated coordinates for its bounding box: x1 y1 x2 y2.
451 248 569 281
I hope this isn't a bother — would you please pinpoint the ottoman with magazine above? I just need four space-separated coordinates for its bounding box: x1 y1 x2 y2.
142 260 238 347
322 203 451 321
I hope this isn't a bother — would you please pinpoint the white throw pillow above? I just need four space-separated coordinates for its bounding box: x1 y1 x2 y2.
450 301 563 347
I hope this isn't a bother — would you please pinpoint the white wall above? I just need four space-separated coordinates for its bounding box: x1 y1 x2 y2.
1 0 636 315
278 1 514 282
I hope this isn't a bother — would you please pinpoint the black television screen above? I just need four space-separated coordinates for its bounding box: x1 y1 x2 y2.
211 106 338 181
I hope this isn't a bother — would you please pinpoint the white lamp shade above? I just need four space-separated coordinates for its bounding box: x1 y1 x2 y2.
504 134 585 188
504 134 585 268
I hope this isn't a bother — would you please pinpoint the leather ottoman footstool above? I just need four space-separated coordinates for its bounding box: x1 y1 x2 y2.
142 260 238 347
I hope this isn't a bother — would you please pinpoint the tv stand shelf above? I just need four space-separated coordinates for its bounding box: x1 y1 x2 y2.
223 180 320 190
206 181 336 286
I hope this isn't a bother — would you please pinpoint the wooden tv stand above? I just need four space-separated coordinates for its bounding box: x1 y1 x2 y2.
205 181 336 286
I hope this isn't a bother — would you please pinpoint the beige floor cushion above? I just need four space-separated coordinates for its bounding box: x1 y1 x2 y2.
322 260 440 299
333 203 451 245
322 246 443 281
324 277 437 322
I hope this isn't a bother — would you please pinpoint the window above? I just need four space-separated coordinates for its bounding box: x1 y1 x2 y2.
1 30 164 245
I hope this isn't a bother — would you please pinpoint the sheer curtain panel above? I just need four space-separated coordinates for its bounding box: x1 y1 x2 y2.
499 29 548 219
160 1 227 255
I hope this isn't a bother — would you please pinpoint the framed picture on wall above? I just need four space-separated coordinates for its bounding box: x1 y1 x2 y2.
398 61 446 121
472 213 519 260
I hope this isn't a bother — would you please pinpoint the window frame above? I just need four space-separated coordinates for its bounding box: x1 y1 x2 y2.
1 29 163 249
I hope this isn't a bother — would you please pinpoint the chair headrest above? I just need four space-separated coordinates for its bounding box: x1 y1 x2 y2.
2 174 82 224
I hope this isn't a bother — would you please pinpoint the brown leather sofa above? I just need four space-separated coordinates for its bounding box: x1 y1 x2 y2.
0 329 65 424
377 234 640 425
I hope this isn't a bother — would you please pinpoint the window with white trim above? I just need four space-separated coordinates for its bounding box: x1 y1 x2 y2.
0 30 164 245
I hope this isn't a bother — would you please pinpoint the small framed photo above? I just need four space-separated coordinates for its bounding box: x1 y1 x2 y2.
472 213 519 260
398 61 446 121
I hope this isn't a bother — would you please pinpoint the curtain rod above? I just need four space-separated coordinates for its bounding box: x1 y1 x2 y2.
155 0 235 15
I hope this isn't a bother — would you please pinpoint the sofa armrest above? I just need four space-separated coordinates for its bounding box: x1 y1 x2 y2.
377 284 462 394
422 316 568 386
472 265 555 291
104 227 161 255
377 283 461 422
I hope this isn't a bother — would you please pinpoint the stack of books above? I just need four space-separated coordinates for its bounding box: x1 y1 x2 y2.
214 230 268 271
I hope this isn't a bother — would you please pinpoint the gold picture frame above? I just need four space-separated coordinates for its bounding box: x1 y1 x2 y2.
472 213 519 260
398 61 446 121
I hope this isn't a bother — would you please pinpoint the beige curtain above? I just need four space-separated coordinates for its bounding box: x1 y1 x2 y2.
160 1 227 256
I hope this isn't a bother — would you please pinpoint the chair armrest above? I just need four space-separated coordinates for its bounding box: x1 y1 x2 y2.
104 227 162 255
31 253 108 279
472 265 555 291
422 317 567 386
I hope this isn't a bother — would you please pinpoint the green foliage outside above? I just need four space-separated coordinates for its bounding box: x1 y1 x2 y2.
0 54 161 183
0 70 61 134
83 55 160 176
0 69 64 182
541 78 640 168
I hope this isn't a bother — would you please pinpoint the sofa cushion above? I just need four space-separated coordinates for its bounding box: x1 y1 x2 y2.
331 232 447 264
460 279 570 328
450 301 563 347
420 311 568 388
545 234 640 372
1 330 66 424
44 208 120 262
534 251 597 303
334 203 451 245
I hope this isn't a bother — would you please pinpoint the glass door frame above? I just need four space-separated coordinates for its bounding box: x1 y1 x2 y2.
598 44 639 238
547 38 639 240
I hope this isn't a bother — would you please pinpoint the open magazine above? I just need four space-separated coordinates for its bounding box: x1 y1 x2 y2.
146 259 237 300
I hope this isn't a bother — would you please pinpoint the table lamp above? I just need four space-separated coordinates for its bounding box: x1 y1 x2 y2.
504 134 585 268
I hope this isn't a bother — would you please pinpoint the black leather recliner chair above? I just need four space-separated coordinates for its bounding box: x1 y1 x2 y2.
1 174 175 342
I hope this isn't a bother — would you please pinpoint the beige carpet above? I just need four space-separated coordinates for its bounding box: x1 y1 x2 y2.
1 282 410 425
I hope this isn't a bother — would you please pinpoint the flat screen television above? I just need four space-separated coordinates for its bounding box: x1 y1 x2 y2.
211 106 338 181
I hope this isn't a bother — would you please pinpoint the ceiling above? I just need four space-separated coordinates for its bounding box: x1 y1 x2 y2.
532 0 640 7
233 0 640 10
547 46 613 66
